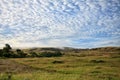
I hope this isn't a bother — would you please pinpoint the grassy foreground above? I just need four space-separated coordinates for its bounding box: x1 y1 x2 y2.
0 51 120 80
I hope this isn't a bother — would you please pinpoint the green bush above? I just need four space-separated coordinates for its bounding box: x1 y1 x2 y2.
90 60 105 63
39 51 62 57
0 49 3 57
16 49 26 58
52 60 64 64
2 44 13 58
29 52 38 57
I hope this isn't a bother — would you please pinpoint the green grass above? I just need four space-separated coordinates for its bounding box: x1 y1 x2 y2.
0 52 120 80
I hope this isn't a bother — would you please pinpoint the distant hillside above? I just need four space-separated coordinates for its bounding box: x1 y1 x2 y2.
0 45 120 58
91 47 120 52
20 46 120 53
21 47 62 53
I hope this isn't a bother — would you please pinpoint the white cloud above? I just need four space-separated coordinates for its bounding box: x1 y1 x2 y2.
0 0 120 48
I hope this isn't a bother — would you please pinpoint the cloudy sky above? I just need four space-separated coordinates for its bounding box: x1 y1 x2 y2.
0 0 120 48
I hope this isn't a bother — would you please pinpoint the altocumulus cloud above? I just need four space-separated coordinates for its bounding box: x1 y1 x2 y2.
0 0 120 48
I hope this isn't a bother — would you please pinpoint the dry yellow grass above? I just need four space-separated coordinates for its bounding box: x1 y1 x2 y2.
0 47 120 80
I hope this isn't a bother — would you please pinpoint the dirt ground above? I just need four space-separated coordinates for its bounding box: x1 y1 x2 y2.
0 59 32 73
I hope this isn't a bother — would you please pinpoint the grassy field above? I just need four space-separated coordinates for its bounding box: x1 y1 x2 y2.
0 48 120 80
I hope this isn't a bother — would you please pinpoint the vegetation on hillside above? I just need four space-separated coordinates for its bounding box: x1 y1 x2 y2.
0 44 120 58
0 44 120 80
0 44 63 58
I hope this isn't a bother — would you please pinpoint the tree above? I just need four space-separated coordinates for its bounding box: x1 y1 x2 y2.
2 44 12 57
30 52 38 57
5 44 12 49
0 49 3 57
3 44 12 53
16 49 26 58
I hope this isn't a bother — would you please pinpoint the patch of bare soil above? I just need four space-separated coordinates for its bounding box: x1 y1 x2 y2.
0 59 33 73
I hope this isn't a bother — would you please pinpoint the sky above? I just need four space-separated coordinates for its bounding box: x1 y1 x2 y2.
0 0 120 48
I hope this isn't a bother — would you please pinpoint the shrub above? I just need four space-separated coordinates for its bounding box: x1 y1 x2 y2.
2 44 13 58
0 49 3 57
52 60 64 64
39 51 62 57
16 49 26 58
2 52 14 58
90 60 105 63
29 52 38 57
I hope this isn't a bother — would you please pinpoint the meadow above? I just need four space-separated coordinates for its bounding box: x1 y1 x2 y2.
0 47 120 80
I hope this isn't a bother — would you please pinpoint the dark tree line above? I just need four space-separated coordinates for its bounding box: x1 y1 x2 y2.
0 44 62 58
0 44 27 58
0 44 13 57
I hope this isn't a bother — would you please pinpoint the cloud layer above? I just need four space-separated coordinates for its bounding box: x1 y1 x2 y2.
0 0 120 48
